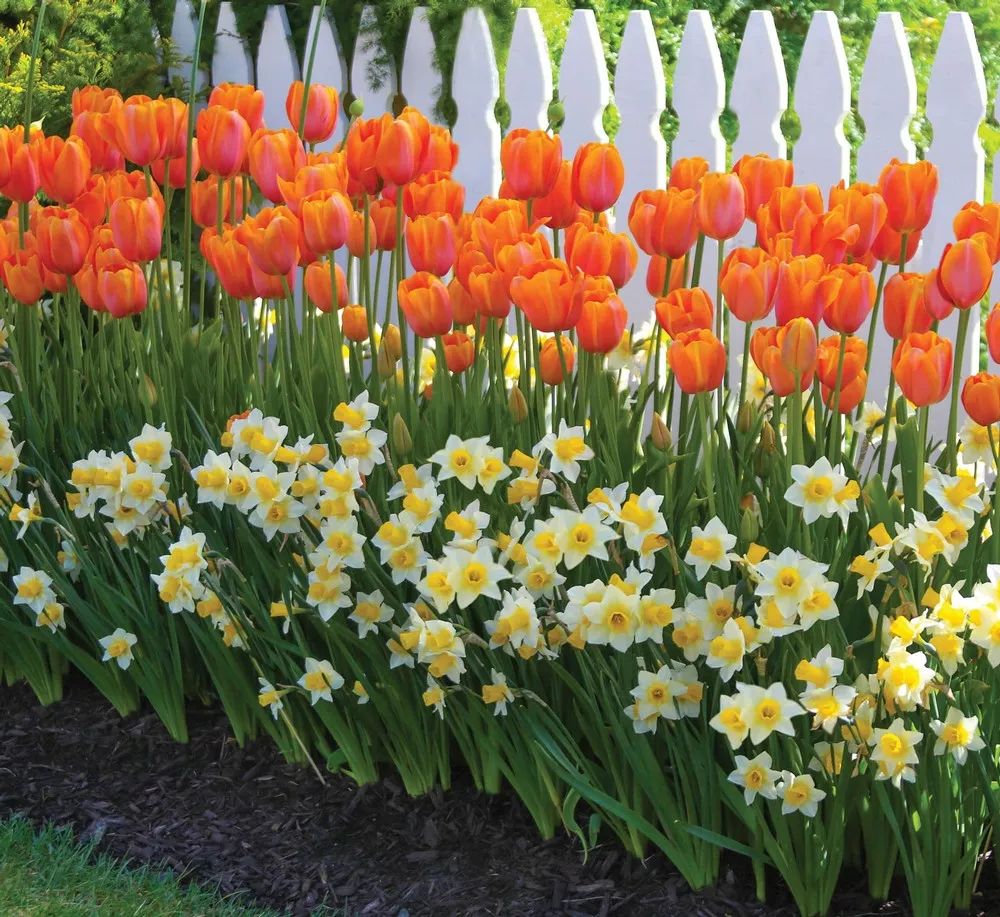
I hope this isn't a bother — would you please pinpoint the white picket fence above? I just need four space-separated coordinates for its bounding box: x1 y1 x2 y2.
166 2 999 430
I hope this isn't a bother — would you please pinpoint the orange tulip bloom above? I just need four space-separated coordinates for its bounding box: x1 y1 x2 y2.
789 207 861 266
574 276 628 353
871 223 920 265
987 305 1000 364
470 203 528 262
403 170 465 221
531 160 578 230
720 248 779 323
823 262 875 334
442 331 475 373
72 86 123 118
3 249 44 304
823 370 867 414
668 328 726 394
376 107 430 187
248 128 306 203
341 305 369 341
345 209 377 259
406 213 457 276
817 334 867 389
98 261 147 317
878 159 938 234
937 236 993 309
668 156 709 192
655 287 714 337
780 317 818 380
299 189 352 254
35 207 91 275
421 124 459 174
110 97 171 166
109 196 162 263
954 201 1000 263
369 197 399 251
733 153 794 215
883 272 933 339
237 206 300 276
921 267 953 322
71 111 124 173
755 184 823 249
646 255 687 298
304 259 348 313
398 271 453 337
628 187 699 259
285 81 339 143
510 258 579 332
150 140 200 189
539 335 575 384
467 264 511 320
571 142 624 213
828 180 888 260
70 173 109 228
36 135 91 204
191 175 244 229
203 228 256 300
495 232 552 292
208 83 266 132
961 372 1000 426
197 105 251 178
750 326 812 397
773 254 828 325
249 258 294 299
449 278 478 326
500 128 562 200
697 172 747 240
892 331 952 406
0 129 40 202
565 223 637 288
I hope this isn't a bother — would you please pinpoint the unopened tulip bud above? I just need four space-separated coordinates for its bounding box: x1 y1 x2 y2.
508 385 529 423
391 413 412 455
737 400 754 434
650 412 671 451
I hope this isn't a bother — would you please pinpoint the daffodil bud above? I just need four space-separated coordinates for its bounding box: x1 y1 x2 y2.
508 385 528 423
737 400 754 434
392 414 412 455
649 412 671 451
377 343 396 378
739 507 759 544
759 422 777 454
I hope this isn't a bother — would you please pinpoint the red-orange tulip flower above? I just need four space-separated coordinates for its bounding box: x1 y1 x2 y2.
792 207 862 265
668 156 709 192
70 174 109 228
35 208 91 275
987 305 1000 364
403 171 465 221
655 287 714 338
345 209 377 259
878 158 938 234
376 107 430 187
467 264 511 320
442 331 475 373
342 305 370 342
823 262 876 334
250 259 294 299
961 372 1000 426
208 83 266 132
0 130 40 202
197 105 251 178
494 233 552 292
72 86 123 118
755 184 824 250
817 334 867 389
720 248 779 323
779 317 818 381
470 202 528 262
892 331 952 406
883 272 934 339
398 271 453 337
565 223 637 289
248 128 306 203
204 228 256 300
823 370 867 414
150 140 200 189
828 180 888 260
646 255 687 298
3 249 44 305
449 278 478 326
668 328 726 394
733 153 794 215
420 124 458 174
237 206 300 276
571 142 624 213
510 258 579 332
573 276 628 353
191 175 244 229
370 197 399 251
531 160 578 230
304 259 348 313
922 267 954 322
110 97 171 166
500 128 562 200
954 200 1000 262
285 81 339 143
109 196 162 263
406 213 457 276
71 111 124 173
277 161 348 212
98 261 147 318
937 236 993 309
299 189 352 254
871 223 921 265
697 172 747 240
773 254 828 325
750 326 813 397
37 135 91 203
539 335 575 384
628 187 699 259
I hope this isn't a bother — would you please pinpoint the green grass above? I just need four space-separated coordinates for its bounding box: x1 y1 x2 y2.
0 818 276 917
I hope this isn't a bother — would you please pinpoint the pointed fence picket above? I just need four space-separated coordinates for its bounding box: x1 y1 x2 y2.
166 3 998 438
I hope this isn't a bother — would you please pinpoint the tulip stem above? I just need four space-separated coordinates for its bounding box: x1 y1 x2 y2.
182 0 208 322
830 332 848 463
946 307 972 475
297 0 329 143
690 235 706 287
877 373 897 480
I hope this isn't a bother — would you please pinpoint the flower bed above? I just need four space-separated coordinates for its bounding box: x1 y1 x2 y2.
2 9 1000 917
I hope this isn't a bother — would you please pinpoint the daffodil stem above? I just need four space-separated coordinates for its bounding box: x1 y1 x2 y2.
737 320 753 416
989 424 1000 564
698 393 716 516
877 373 897 480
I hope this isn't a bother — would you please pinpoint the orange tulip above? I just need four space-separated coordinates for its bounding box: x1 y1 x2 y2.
510 258 579 332
697 172 747 240
530 160 578 230
285 81 339 143
500 128 562 200
883 272 934 339
345 209 377 259
191 175 244 229
469 197 528 259
248 128 306 203
249 258 294 299
442 331 475 373
109 196 162 263
299 189 352 254
403 171 465 221
922 267 954 322
0 129 40 202
871 223 920 265
646 255 687 298
448 277 478 325
817 334 867 389
494 232 552 292
571 143 624 213
823 370 867 414
986 305 1000 364
36 135 91 204
421 124 459 174
655 287 714 337
35 208 91 275
3 249 44 304
150 140 200 189
937 236 993 309
197 105 251 178
574 276 628 353
628 187 699 259
342 305 369 342
539 334 575 384
110 97 171 166
564 223 637 288
237 206 300 276
304 259 348 313
370 197 399 251
277 161 348 212
892 331 952 407
406 213 457 276
203 228 256 300
71 111 124 173
823 262 876 334
467 264 511 320
773 254 828 325
720 248 779 323
376 107 430 186
668 156 709 192
954 201 1000 263
733 154 794 215
70 174 109 228
878 159 938 234
398 271 453 337
828 180 888 260
790 207 861 266
104 169 165 211
961 372 1000 426
72 86 123 118
668 328 726 394
780 317 818 381
750 326 813 397
755 184 824 249
98 261 147 318
208 83 266 132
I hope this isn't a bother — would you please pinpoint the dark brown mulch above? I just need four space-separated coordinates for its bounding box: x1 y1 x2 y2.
0 680 909 917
